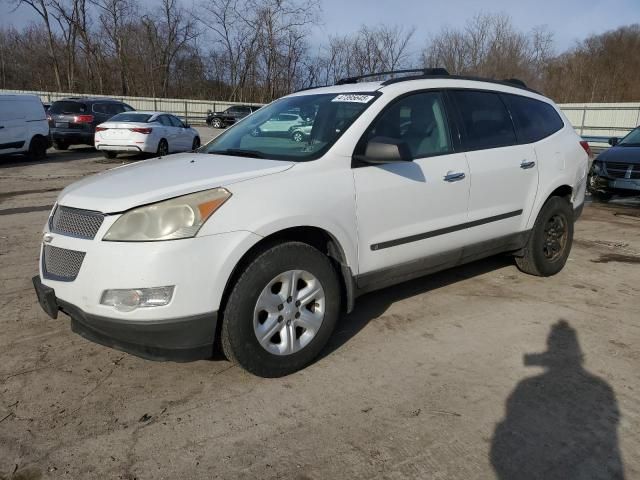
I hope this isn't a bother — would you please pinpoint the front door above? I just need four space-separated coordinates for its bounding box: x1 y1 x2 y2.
353 91 470 287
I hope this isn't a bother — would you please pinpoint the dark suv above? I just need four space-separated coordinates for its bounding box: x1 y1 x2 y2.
588 127 640 201
206 105 259 128
48 97 134 150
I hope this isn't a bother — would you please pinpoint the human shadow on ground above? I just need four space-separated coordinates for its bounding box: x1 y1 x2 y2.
490 320 625 480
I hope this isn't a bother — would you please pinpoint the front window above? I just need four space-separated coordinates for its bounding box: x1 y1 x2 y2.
618 127 640 146
202 92 379 161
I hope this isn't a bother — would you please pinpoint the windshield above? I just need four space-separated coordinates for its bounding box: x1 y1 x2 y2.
202 92 379 161
618 127 640 146
109 113 152 123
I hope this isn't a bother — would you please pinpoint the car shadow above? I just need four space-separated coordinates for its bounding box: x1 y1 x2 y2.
0 146 98 168
490 320 625 479
319 255 512 360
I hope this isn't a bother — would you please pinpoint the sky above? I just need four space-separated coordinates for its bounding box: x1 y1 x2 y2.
1 0 639 55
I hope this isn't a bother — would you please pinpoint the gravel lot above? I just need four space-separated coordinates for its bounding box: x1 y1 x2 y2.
1 129 639 479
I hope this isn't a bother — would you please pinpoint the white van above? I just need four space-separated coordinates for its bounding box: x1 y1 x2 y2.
0 94 50 159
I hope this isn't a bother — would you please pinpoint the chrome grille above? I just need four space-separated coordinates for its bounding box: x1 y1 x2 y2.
42 245 85 281
49 205 104 239
604 162 632 179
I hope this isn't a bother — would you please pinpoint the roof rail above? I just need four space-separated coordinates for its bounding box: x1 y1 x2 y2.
502 78 528 88
335 68 449 85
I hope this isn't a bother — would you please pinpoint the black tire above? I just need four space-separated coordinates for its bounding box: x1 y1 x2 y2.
192 137 201 151
157 139 169 156
102 151 117 159
211 117 223 129
221 242 341 377
28 135 47 160
515 196 574 277
53 141 68 150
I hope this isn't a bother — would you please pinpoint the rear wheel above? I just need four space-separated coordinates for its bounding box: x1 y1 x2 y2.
221 242 341 377
292 130 304 142
28 135 47 160
157 139 169 156
192 137 201 151
53 141 68 150
515 196 574 276
102 151 117 159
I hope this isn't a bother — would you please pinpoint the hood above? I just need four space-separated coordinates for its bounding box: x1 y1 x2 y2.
58 152 294 213
596 145 640 164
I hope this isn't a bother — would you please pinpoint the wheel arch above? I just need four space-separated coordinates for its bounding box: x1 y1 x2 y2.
527 183 574 230
219 226 356 321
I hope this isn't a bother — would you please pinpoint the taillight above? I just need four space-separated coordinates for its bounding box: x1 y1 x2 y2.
580 140 593 159
130 127 152 134
73 114 94 123
95 126 108 132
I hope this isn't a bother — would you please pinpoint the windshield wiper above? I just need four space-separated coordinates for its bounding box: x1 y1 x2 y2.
209 148 264 158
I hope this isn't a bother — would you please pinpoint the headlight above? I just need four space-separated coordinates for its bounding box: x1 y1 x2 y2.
592 161 602 174
103 188 231 241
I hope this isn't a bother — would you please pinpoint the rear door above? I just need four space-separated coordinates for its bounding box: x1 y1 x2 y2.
157 115 177 151
450 90 538 245
168 115 191 150
353 91 470 284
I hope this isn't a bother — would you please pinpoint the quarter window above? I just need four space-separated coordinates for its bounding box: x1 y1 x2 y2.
452 90 517 150
363 91 452 159
502 94 564 143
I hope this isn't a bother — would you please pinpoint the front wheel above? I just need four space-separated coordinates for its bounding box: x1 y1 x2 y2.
192 137 201 151
53 141 68 150
221 242 341 377
515 196 574 276
211 118 222 129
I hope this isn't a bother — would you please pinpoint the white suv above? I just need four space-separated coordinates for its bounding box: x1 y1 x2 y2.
33 70 589 377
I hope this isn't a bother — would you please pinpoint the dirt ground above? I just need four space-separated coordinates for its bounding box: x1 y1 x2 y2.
1 131 639 479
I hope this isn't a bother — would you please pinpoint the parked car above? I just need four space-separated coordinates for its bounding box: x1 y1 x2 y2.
48 97 134 150
251 112 305 137
34 69 588 378
206 105 259 128
588 127 640 201
289 122 313 142
94 111 200 159
0 94 50 160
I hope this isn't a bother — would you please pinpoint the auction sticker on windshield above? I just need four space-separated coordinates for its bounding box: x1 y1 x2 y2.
331 94 375 103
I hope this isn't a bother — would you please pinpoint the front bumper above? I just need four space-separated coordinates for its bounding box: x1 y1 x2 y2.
589 174 640 195
33 275 217 361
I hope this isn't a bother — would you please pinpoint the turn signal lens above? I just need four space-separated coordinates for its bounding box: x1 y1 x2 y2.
74 114 94 123
101 286 174 312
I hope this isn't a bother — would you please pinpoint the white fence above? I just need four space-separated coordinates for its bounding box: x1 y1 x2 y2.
0 88 261 124
1 89 639 134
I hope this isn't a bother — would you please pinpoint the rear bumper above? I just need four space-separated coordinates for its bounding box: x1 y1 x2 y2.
33 275 217 361
51 130 94 145
96 144 144 153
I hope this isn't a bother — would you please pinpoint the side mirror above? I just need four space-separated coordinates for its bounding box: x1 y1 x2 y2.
356 137 412 164
609 137 619 146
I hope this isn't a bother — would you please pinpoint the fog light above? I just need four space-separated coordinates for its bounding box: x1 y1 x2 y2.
100 286 174 312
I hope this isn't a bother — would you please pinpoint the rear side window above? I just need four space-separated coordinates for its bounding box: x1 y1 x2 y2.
452 90 516 150
168 116 184 128
157 115 172 126
93 103 126 115
502 94 564 143
49 101 87 114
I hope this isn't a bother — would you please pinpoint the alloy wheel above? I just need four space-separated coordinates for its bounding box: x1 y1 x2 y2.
543 213 568 261
253 269 325 356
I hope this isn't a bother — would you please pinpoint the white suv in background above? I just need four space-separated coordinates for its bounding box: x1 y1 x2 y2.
0 94 50 160
33 69 589 377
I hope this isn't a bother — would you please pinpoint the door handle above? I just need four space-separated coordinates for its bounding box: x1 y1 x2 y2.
520 160 536 169
444 171 466 182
